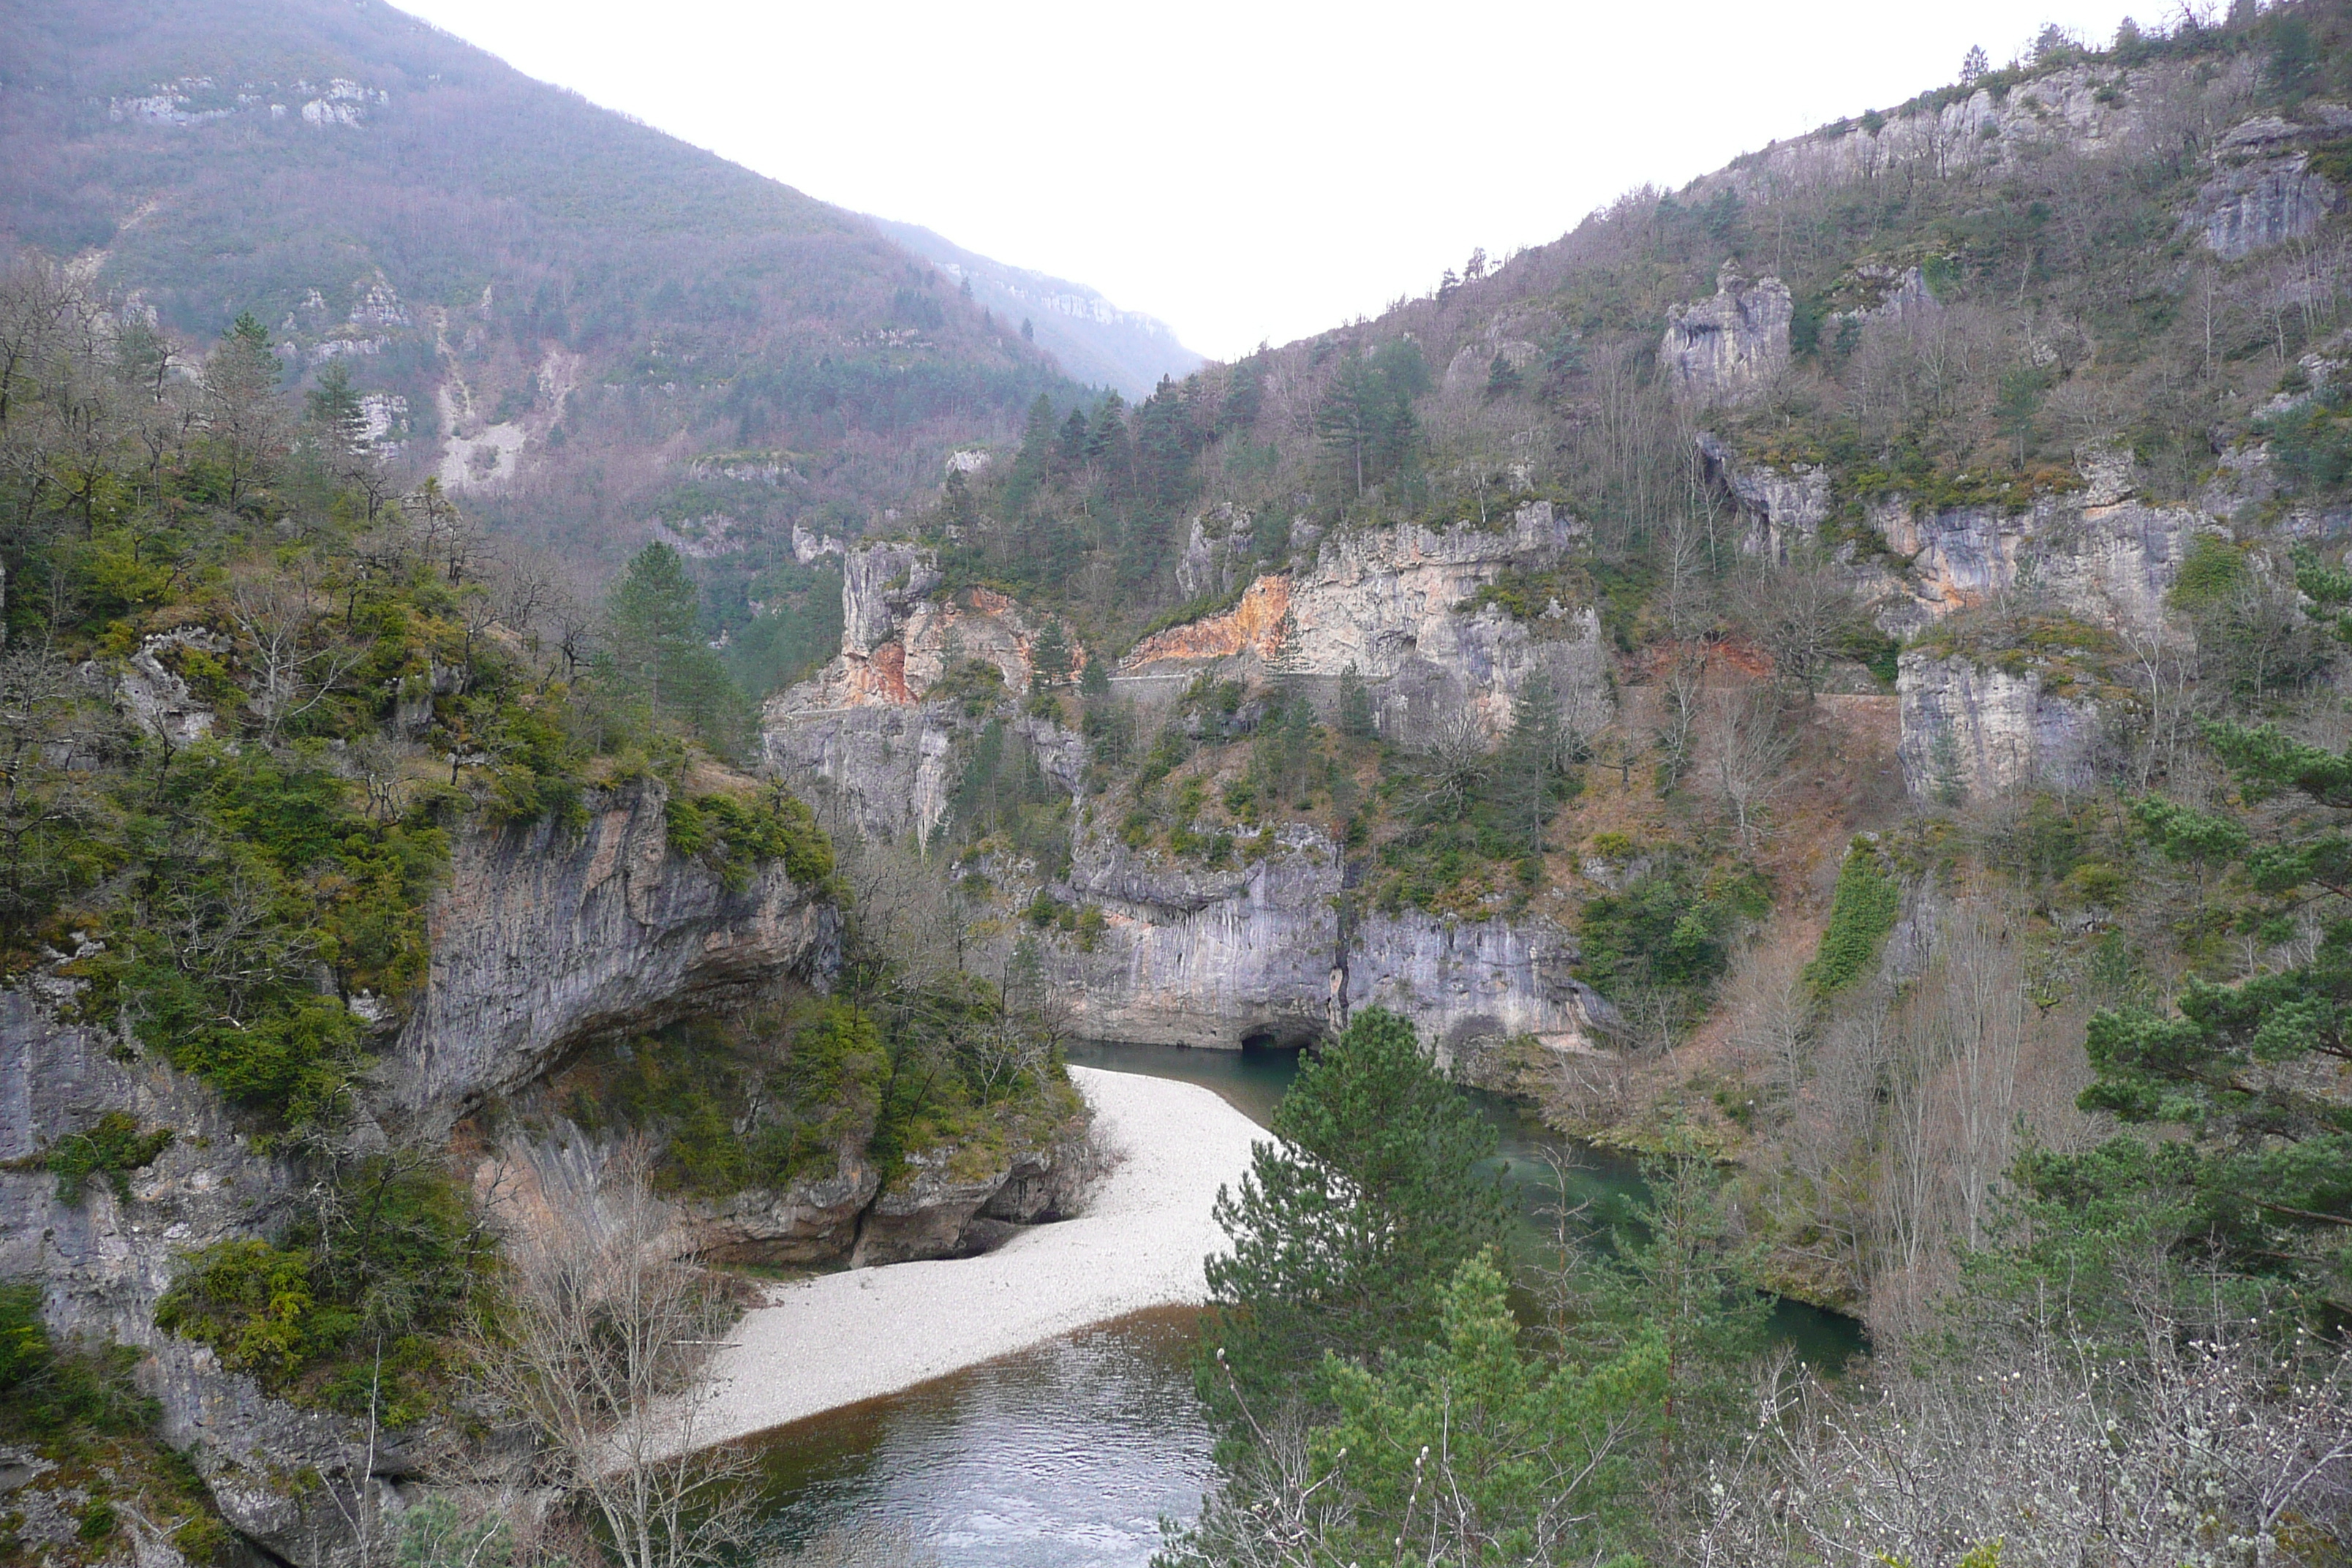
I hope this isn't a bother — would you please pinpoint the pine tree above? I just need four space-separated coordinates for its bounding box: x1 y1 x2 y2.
2056 720 2352 1308
1205 1008 1509 1414
305 359 369 454
606 543 749 755
1485 351 1523 400
1961 43 1989 83
1337 663 1376 739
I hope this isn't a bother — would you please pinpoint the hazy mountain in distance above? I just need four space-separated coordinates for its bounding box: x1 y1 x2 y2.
0 0 1085 592
873 218 1203 399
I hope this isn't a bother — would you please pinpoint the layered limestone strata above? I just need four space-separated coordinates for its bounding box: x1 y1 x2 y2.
761 510 1619 1058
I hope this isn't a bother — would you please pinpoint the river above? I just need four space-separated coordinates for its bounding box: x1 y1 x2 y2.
747 1041 1862 1567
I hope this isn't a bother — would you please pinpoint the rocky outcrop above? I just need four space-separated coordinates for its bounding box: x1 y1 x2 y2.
385 780 841 1111
1704 437 2212 640
758 505 1623 1058
102 629 225 746
841 540 942 656
1698 434 1832 562
1123 502 1609 743
2192 155 2340 258
1700 59 2264 208
0 996 393 1568
475 1107 1090 1273
777 540 1082 715
1175 505 1259 598
2180 110 2352 258
1896 650 2100 802
1662 269 1792 406
1034 824 1617 1056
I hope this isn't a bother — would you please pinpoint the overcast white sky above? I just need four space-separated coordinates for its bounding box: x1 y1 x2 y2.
397 0 2157 361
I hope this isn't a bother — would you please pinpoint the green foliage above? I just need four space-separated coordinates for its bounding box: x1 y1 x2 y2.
1204 1008 1511 1417
1316 341 1431 497
2168 532 2250 611
607 543 755 758
2256 383 2352 491
154 1240 328 1381
0 1284 155 1440
2049 718 2352 1308
574 1005 889 1196
951 717 1071 872
664 786 835 894
1305 1252 1658 1564
721 560 843 700
1803 840 1901 995
34 1114 173 1205
396 1498 513 1568
1576 855 1771 1006
154 1154 489 1422
76 747 453 1129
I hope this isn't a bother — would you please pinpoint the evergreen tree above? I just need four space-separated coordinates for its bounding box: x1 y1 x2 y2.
606 543 750 757
1205 1008 1510 1414
1491 671 1567 854
1055 407 1090 472
1003 393 1056 513
1485 351 1523 399
1336 662 1376 739
1027 621 1071 691
1314 341 1428 497
2056 718 2352 1310
305 359 369 454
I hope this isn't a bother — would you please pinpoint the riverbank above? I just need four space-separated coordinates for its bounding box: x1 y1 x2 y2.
689 1064 1264 1446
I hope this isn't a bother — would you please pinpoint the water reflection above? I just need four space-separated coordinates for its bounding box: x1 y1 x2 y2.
752 1308 1210 1568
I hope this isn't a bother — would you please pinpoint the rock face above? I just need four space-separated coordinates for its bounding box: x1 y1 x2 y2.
1697 59 2263 208
384 780 843 1111
0 997 391 1568
1662 269 1793 406
1896 651 2100 801
1701 431 2224 802
473 1109 1090 1273
758 507 1623 1060
1125 502 1609 744
1039 826 1617 1056
2191 155 2340 258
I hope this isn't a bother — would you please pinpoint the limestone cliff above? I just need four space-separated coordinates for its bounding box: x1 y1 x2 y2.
1 780 852 1568
1662 269 1794 406
0 997 395 1568
1701 434 2224 801
385 780 843 1110
761 508 1620 1061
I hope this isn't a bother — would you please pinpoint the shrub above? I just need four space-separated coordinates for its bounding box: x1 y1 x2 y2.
154 1240 332 1381
37 1114 173 1204
1803 840 1902 995
665 787 835 894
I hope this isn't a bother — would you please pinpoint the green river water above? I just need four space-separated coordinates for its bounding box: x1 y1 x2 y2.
748 1042 1863 1567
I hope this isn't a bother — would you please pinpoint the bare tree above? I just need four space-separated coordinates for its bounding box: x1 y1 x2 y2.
226 560 366 743
1706 685 1798 849
478 1148 757 1568
1732 553 1866 699
1417 707 1493 820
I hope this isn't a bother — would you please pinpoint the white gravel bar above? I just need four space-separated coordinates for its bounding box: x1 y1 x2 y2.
689 1064 1264 1445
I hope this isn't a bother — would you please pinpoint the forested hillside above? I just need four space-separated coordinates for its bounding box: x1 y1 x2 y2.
0 0 1139 694
7 1 2352 1566
747 9 2352 1559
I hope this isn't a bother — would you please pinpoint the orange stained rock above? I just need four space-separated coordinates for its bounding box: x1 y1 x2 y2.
1123 575 1294 668
843 638 913 705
